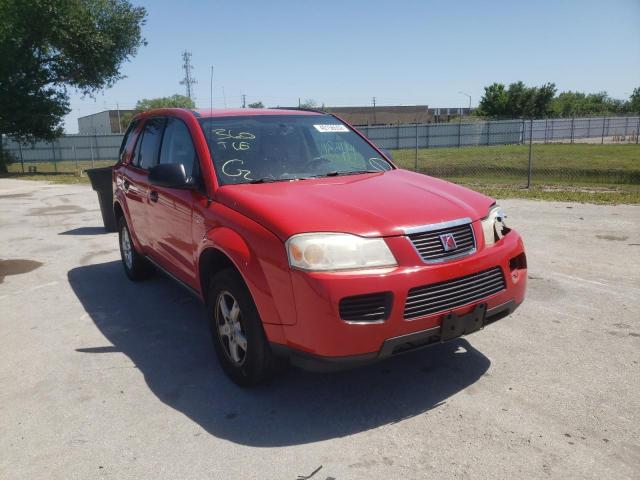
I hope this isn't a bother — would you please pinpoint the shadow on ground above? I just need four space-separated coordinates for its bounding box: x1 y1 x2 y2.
68 261 491 447
59 226 108 235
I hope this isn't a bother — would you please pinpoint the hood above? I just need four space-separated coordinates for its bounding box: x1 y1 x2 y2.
215 169 494 240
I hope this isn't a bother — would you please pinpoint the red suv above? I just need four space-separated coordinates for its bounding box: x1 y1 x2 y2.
113 108 527 386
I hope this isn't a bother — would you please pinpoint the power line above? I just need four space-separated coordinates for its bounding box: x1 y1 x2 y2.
179 51 197 100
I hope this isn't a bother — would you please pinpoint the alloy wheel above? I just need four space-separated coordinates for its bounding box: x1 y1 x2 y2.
215 291 248 366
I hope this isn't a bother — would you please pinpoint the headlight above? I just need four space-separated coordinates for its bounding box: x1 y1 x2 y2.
286 233 397 271
481 205 508 246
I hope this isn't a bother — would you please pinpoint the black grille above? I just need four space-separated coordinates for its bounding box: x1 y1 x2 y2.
408 223 476 262
339 292 392 322
404 267 505 319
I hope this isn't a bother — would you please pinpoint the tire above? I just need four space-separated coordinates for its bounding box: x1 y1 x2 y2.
117 216 152 281
208 269 284 386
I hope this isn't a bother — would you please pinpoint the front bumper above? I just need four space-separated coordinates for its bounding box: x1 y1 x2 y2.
273 224 527 362
271 300 519 372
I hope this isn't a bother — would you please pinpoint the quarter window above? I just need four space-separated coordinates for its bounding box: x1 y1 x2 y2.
119 120 139 163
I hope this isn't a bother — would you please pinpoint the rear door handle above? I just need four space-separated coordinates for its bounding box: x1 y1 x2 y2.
123 180 130 191
149 190 159 203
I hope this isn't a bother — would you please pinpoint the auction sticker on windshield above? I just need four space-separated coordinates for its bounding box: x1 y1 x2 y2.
314 124 349 132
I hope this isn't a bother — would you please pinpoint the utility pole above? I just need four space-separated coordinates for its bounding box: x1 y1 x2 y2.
116 102 122 133
180 51 197 101
241 94 247 108
372 97 377 125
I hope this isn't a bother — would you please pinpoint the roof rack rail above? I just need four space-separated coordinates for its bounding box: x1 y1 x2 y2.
270 106 327 114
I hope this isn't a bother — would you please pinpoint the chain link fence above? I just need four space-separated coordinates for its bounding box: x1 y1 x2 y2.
2 115 639 189
1 134 122 174
358 115 640 150
361 115 639 188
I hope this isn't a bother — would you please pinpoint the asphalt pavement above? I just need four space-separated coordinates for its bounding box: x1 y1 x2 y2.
1 178 639 479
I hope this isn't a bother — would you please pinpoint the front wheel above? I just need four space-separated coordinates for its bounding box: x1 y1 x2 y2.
208 269 284 386
117 217 152 281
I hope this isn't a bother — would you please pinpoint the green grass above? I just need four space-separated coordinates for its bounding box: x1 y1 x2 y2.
392 143 640 185
6 159 115 174
0 172 91 184
470 185 640 204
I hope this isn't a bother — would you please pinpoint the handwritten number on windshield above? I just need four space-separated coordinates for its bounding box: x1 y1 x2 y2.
221 159 253 181
213 129 255 141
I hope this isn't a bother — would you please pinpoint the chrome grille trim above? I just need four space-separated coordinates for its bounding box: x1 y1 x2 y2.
403 267 506 319
402 217 472 235
406 219 476 263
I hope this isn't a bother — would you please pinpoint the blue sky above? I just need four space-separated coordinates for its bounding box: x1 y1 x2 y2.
64 0 640 132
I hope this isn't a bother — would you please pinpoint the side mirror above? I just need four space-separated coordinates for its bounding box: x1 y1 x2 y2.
148 163 194 189
381 149 393 160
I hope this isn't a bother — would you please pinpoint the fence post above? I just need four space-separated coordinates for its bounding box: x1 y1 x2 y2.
18 142 24 173
90 139 95 168
637 116 639 144
486 121 491 146
51 141 57 173
624 116 629 140
544 119 548 144
73 146 78 172
570 116 575 144
601 115 606 144
396 122 400 150
414 123 418 171
587 118 591 138
426 123 430 149
521 119 525 144
527 119 533 189
457 120 461 147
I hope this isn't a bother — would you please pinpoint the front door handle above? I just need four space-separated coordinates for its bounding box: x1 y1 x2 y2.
149 190 159 203
123 180 130 191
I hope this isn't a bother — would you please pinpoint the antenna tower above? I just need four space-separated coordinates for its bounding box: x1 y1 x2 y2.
180 51 197 100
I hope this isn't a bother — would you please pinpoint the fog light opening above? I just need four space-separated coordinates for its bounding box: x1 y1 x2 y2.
509 252 527 283
509 252 527 272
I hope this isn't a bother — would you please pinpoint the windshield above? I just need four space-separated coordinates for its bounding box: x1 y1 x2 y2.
198 114 393 185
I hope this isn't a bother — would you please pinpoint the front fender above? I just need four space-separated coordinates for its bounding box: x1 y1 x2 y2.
198 222 297 327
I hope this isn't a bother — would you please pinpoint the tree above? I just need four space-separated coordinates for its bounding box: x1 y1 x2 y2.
531 83 556 118
551 91 625 117
299 99 319 109
119 94 195 129
627 87 640 113
133 94 195 111
477 81 556 118
247 101 264 108
0 0 147 144
477 83 508 117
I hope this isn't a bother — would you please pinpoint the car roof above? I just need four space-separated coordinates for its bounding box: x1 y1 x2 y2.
194 108 324 118
133 108 326 121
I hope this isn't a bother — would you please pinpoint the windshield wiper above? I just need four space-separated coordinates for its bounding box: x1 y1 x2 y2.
316 170 381 177
248 177 310 184
248 177 281 184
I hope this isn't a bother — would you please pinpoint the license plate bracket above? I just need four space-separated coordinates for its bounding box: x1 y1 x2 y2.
440 303 487 342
